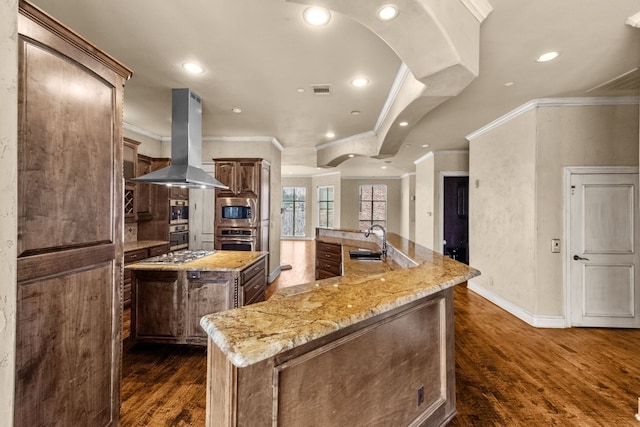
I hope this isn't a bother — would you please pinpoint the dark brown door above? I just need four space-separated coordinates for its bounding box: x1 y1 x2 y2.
15 3 131 426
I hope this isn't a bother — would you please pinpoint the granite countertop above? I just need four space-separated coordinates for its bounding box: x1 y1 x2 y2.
124 240 169 252
200 229 480 368
126 250 267 271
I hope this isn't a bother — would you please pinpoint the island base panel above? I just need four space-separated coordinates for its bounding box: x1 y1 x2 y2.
207 288 455 427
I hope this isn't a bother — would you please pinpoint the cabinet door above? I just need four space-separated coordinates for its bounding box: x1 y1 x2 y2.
215 161 237 197
133 271 181 338
16 4 131 426
237 160 259 197
187 272 233 339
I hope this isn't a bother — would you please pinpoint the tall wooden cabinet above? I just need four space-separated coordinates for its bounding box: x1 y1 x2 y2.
16 1 131 426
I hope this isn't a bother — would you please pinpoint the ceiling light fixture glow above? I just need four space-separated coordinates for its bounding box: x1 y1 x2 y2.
303 7 331 26
399 121 409 126
536 51 559 62
377 4 399 21
182 62 204 74
326 132 335 138
348 154 355 158
350 110 361 115
231 108 242 113
351 77 369 87
422 144 429 148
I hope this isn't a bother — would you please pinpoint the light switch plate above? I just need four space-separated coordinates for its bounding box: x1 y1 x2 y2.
551 239 561 253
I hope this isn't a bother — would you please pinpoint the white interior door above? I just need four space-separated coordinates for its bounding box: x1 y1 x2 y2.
569 170 640 328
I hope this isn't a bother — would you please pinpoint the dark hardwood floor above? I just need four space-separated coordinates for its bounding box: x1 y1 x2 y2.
121 240 640 426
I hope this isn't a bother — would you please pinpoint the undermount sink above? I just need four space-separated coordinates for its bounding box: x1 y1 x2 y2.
349 250 384 261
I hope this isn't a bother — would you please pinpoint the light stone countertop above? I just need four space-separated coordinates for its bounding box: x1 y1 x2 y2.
125 250 267 271
200 229 480 368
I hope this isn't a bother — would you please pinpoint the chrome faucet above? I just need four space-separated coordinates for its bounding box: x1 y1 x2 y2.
364 224 387 259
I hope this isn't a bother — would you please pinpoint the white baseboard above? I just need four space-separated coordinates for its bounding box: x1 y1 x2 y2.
268 266 281 284
467 280 569 328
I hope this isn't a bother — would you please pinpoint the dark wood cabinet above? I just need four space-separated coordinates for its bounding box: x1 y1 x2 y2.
315 241 343 279
137 157 177 243
241 257 268 305
123 243 169 308
123 138 140 223
130 255 266 345
16 2 131 425
214 159 260 198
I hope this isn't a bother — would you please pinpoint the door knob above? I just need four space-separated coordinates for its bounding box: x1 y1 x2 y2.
573 255 589 261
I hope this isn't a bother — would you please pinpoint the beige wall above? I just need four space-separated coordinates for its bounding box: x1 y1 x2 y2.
400 174 416 240
0 0 17 422
469 111 538 313
415 152 469 250
340 178 402 234
469 102 639 317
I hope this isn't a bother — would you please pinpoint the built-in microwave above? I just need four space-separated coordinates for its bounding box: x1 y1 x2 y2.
170 199 189 225
215 197 257 227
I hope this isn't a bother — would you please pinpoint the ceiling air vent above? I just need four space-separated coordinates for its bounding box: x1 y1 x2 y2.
587 68 640 93
311 84 332 96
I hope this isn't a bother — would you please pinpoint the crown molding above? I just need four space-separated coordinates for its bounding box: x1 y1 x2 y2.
626 11 640 27
374 63 410 133
123 122 163 141
460 0 494 22
204 136 285 151
414 151 434 165
466 96 640 141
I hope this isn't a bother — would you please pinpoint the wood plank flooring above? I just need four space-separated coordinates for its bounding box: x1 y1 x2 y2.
120 240 640 426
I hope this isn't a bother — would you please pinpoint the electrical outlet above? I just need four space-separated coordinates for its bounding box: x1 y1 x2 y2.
551 239 561 253
417 385 424 406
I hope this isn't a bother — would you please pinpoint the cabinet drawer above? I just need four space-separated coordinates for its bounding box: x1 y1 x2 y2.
316 268 339 280
316 248 341 263
125 249 148 264
243 272 266 306
316 241 341 255
316 258 341 275
242 258 266 283
148 244 169 257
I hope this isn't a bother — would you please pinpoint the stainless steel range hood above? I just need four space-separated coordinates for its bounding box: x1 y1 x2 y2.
132 88 228 190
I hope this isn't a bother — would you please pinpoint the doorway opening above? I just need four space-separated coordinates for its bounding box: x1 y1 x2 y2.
441 174 469 264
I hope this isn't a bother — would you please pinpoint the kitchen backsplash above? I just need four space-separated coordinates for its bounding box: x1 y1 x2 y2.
125 223 138 243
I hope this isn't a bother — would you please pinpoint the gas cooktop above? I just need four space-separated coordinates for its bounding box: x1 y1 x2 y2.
140 250 216 265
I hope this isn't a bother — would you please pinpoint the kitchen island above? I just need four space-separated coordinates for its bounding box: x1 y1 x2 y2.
200 228 480 427
127 250 267 346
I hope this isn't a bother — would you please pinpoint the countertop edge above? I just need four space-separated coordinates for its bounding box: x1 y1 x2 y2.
200 229 480 368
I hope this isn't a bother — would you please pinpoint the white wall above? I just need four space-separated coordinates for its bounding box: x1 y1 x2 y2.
0 0 17 422
469 101 639 318
340 178 402 234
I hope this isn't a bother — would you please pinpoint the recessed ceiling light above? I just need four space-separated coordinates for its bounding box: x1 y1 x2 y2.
303 7 331 26
381 166 388 169
422 144 429 148
536 51 559 62
351 77 369 87
377 4 399 21
297 88 305 93
326 132 335 138
182 62 204 74
348 154 355 158
399 121 409 126
350 110 361 115
504 81 515 87
231 108 242 113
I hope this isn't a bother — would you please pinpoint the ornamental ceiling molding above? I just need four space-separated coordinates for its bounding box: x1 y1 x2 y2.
466 96 640 141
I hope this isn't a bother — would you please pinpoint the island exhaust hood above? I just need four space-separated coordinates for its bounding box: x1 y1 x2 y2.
132 88 228 190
